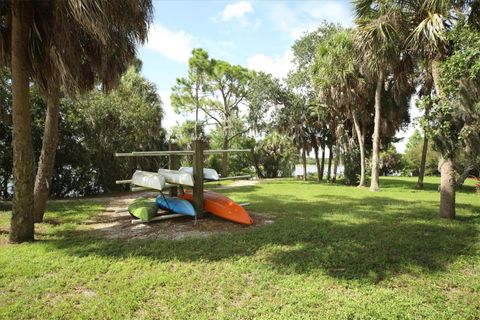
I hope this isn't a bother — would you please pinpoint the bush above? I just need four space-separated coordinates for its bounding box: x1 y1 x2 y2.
252 132 298 178
343 147 361 185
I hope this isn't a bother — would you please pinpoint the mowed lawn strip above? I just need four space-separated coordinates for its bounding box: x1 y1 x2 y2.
0 177 479 319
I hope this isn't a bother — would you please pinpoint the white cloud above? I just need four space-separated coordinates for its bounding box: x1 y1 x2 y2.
220 1 253 21
269 1 353 39
247 50 294 79
144 24 193 63
305 1 353 26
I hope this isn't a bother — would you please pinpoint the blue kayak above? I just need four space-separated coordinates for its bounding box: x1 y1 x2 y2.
156 195 195 217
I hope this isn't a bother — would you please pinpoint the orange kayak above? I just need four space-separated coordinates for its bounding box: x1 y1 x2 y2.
180 190 253 225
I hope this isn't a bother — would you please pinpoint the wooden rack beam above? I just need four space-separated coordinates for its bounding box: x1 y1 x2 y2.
193 139 205 219
130 183 176 192
112 208 169 214
115 179 132 184
217 175 251 181
115 150 194 157
115 149 251 157
203 149 251 155
131 213 185 224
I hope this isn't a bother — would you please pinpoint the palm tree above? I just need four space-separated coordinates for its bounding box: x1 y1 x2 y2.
0 0 153 242
353 0 406 191
275 89 311 181
314 29 373 187
33 2 153 223
390 0 480 218
415 67 434 189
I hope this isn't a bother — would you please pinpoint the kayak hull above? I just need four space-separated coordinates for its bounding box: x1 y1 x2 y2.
156 195 195 217
179 167 220 181
180 190 253 225
158 169 194 186
128 198 158 222
132 170 166 190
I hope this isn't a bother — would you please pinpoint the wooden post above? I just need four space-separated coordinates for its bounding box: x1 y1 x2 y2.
169 143 179 197
193 139 204 219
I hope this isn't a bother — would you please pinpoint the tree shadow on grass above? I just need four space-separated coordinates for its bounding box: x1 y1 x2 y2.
379 177 476 194
43 191 480 284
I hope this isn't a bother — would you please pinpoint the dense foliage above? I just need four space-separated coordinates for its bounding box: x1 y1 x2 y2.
403 130 440 176
252 132 298 178
0 67 165 199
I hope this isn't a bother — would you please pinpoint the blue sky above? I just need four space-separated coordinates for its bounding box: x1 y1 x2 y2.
137 0 416 152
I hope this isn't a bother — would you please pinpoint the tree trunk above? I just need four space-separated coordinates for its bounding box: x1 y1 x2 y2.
456 162 477 187
431 59 443 97
439 158 456 219
320 145 325 181
433 59 457 218
327 145 332 181
313 145 321 182
221 135 228 177
370 71 383 192
251 148 265 179
34 81 60 222
417 135 429 189
302 139 307 181
332 143 339 183
10 2 35 243
352 112 366 187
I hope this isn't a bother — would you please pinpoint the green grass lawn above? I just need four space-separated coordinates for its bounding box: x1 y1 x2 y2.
1 177 479 319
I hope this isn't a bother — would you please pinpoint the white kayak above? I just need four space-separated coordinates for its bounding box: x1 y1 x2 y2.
158 168 194 186
179 167 220 181
131 170 166 190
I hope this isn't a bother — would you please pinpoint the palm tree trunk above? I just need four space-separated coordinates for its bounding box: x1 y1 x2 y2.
252 150 265 179
417 135 428 189
439 158 456 219
431 59 443 96
370 71 383 192
302 139 307 181
327 144 332 181
320 145 325 181
417 101 430 189
314 145 321 182
34 81 60 222
10 2 35 243
433 59 457 218
352 112 366 187
332 143 339 183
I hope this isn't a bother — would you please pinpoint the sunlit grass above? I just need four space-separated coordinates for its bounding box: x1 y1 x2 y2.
0 177 479 319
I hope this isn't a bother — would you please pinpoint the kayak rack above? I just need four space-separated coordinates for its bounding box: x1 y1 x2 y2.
115 149 250 157
115 142 253 219
105 207 184 224
204 175 252 182
131 213 185 224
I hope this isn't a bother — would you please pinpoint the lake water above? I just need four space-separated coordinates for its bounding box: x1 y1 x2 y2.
293 164 344 177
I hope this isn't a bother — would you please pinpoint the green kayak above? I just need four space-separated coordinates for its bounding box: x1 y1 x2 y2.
128 198 158 222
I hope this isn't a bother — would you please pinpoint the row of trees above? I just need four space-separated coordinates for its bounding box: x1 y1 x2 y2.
171 49 255 177
268 0 480 220
351 0 480 218
170 0 480 220
3 0 479 243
